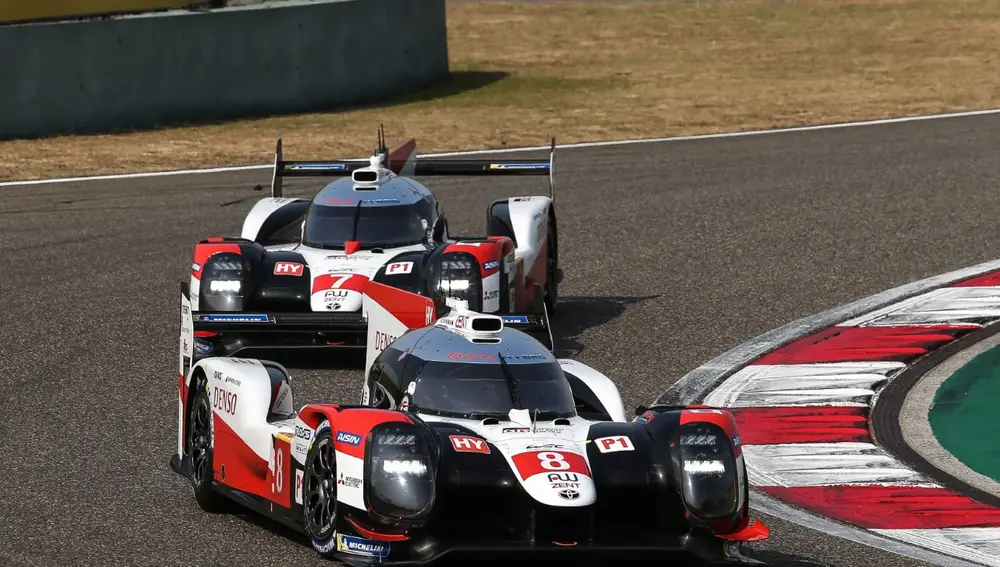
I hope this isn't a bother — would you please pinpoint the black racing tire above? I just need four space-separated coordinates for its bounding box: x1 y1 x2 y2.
303 421 340 557
544 208 559 315
186 375 225 513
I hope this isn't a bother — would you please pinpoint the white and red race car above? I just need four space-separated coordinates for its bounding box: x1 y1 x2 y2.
185 129 561 361
172 281 770 565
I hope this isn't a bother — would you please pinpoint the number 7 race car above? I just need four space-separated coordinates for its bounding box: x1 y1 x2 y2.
172 282 771 565
186 128 561 363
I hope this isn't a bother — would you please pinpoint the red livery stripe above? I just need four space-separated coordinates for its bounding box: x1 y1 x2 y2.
311 273 368 295
192 243 242 280
213 414 269 498
730 406 871 445
760 485 1000 530
753 325 973 365
511 450 590 480
951 270 1000 287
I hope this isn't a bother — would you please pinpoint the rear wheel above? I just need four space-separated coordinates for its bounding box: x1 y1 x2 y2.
304 422 339 556
186 376 224 512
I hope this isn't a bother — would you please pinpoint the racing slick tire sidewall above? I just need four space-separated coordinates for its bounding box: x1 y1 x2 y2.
304 420 340 557
187 375 225 513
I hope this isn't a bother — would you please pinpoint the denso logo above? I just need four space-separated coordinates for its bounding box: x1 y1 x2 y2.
212 387 238 415
374 331 396 351
274 262 304 276
336 431 362 446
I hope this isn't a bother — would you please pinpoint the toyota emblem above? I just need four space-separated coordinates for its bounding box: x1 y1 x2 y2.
558 489 579 500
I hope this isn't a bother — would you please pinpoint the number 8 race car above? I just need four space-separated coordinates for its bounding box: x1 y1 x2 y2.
172 281 770 565
186 128 561 363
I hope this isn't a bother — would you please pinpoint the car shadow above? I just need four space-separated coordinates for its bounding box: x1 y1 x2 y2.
222 509 832 567
259 348 368 370
356 70 509 110
551 295 661 359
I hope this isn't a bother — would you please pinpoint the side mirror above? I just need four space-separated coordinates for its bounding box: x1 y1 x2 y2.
433 217 447 242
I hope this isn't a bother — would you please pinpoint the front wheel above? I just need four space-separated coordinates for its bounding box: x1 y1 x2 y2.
186 376 225 512
303 421 340 556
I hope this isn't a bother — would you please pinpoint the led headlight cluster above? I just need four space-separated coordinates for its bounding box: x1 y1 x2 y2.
365 423 436 522
675 422 738 522
432 253 482 312
201 253 247 311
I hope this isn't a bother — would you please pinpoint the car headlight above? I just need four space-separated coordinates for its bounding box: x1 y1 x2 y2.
674 422 739 523
365 422 437 522
201 253 247 311
431 252 482 312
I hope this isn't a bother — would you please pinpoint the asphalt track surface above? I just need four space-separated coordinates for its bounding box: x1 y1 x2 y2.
5 113 1000 567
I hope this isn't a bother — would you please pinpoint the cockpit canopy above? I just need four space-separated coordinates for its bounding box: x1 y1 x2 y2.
408 358 577 421
303 199 435 249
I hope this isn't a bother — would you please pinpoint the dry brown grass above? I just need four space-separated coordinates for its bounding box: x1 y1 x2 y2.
3 0 999 181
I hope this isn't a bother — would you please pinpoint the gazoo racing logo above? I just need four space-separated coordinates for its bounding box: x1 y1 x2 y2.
374 331 396 351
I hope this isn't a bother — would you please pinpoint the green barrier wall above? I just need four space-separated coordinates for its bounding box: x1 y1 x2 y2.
0 0 448 139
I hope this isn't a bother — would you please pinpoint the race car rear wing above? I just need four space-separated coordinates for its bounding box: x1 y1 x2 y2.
270 131 556 203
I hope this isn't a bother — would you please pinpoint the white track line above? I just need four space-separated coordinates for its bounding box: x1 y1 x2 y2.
3 107 999 188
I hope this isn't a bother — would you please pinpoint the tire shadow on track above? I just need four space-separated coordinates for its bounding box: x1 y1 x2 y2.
551 295 661 358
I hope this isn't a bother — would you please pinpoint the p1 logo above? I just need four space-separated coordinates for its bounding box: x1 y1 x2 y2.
385 262 413 275
595 436 634 453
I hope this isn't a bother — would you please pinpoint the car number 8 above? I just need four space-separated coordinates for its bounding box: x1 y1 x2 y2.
537 451 570 470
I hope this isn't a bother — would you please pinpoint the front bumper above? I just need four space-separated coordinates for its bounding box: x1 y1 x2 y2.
192 311 368 360
335 534 764 566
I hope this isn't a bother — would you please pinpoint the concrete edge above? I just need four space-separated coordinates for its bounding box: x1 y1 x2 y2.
899 333 1000 500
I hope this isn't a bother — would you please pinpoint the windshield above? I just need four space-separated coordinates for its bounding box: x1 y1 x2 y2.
408 359 577 420
302 201 431 249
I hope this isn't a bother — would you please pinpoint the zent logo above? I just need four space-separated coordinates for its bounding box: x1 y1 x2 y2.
385 262 414 275
274 262 304 276
595 436 635 453
212 387 238 415
336 431 362 446
449 435 490 454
